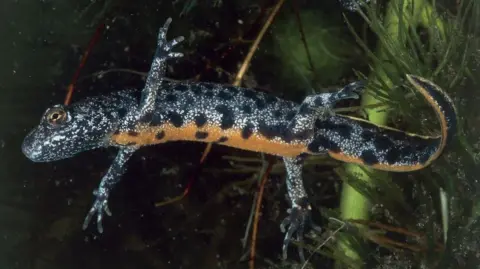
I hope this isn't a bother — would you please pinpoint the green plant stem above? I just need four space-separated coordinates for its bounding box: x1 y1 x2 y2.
336 0 445 266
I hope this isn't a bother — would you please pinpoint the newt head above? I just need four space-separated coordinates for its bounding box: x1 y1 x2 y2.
22 100 119 162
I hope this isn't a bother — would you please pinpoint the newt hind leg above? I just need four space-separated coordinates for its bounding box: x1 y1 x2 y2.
287 80 365 142
281 155 322 261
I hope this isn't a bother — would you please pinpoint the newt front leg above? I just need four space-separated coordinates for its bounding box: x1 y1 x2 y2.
82 18 184 233
83 147 136 233
139 18 184 122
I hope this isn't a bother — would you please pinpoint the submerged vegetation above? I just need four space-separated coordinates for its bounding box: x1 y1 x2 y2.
5 0 479 268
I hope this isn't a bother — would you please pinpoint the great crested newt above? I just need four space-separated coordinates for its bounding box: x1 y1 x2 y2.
21 17 457 261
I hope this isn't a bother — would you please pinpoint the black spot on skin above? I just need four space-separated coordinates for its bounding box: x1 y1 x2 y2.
255 98 266 110
283 130 294 143
360 150 379 165
140 111 154 123
167 111 184 127
204 91 214 98
243 89 257 99
126 142 137 146
117 108 128 118
175 84 189 92
298 104 312 115
184 96 194 106
314 96 326 106
242 123 255 139
361 130 375 141
221 118 235 131
242 104 253 114
130 90 142 104
195 131 209 139
128 131 139 136
156 131 165 140
217 136 229 143
217 90 232 100
265 95 277 105
273 110 283 119
113 130 120 135
334 123 352 139
285 110 296 121
385 148 401 164
150 113 166 127
291 130 310 141
258 121 286 140
165 93 177 102
307 140 319 152
373 135 394 151
191 86 203 95
307 135 340 153
327 140 341 153
194 114 208 128
316 120 352 139
215 104 235 129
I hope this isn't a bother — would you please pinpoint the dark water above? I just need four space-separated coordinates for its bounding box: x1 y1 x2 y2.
2 0 479 268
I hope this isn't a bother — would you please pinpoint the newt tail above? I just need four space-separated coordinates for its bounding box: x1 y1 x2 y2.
306 75 457 172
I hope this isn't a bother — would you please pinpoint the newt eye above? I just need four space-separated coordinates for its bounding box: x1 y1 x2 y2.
45 107 68 126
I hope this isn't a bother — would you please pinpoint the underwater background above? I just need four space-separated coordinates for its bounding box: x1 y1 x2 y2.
1 0 479 268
